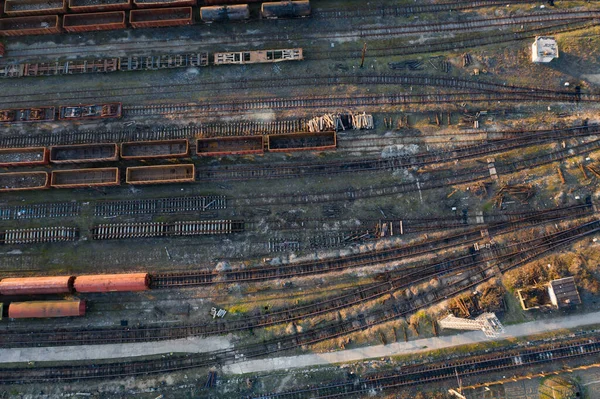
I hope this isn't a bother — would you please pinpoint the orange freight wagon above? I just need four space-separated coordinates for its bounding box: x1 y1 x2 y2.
74 273 150 292
8 299 86 318
0 276 74 295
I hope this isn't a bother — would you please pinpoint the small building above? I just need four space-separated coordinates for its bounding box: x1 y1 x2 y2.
548 276 581 308
532 36 558 63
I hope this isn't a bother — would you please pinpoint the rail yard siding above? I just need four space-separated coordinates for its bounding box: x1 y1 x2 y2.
8 300 86 318
0 147 48 167
4 0 67 17
267 131 336 152
50 167 120 188
0 276 74 296
120 139 189 159
73 273 150 292
0 15 61 36
49 143 119 163
200 5 249 22
0 172 50 192
63 12 126 33
196 136 264 156
129 7 193 28
68 0 131 13
125 164 195 184
261 0 310 19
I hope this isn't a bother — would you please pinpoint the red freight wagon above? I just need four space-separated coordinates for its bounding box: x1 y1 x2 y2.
8 299 86 318
74 273 150 292
0 276 74 295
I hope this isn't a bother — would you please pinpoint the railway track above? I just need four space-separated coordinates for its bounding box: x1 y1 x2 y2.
0 204 591 348
0 201 81 220
4 8 598 61
123 91 583 120
234 135 600 207
94 195 226 217
0 221 595 382
90 220 243 240
312 0 539 19
197 125 593 182
0 226 79 244
251 337 600 399
5 72 579 107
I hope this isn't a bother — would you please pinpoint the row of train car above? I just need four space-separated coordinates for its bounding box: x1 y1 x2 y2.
0 47 303 79
0 273 149 319
0 0 310 36
0 132 336 191
0 103 122 123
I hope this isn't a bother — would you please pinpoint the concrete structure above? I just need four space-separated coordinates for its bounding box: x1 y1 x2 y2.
532 36 558 63
548 276 581 308
439 312 505 338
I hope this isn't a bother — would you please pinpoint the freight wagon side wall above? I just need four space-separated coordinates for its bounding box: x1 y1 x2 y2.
0 276 74 295
133 0 195 8
129 7 192 28
68 0 131 13
63 12 126 32
74 273 150 292
0 15 61 36
4 0 67 17
51 167 120 188
0 147 48 167
0 171 50 191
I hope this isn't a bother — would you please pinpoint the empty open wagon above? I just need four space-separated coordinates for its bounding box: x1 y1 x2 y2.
0 15 61 36
50 143 118 164
4 0 66 17
196 136 263 156
261 1 310 19
0 107 56 123
121 139 189 160
63 12 126 33
200 5 249 22
267 131 336 152
129 7 193 28
133 0 195 8
68 0 131 13
214 48 303 65
0 147 48 167
51 167 120 188
126 164 195 184
59 103 122 120
0 172 49 192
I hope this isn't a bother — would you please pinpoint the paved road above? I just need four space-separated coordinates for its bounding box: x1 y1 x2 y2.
1 311 600 370
224 311 600 374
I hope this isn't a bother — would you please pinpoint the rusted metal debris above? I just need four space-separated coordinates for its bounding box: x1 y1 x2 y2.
493 184 534 207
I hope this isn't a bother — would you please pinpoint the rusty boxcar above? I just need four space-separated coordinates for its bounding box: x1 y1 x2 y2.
0 276 74 295
0 147 48 167
126 164 195 184
200 5 249 22
0 15 62 36
51 167 120 188
63 12 127 32
261 0 310 19
74 273 149 292
267 131 336 152
8 299 86 318
0 171 50 192
129 7 193 28
4 0 67 17
68 0 131 13
133 0 195 8
196 136 263 156
120 139 189 160
49 143 119 164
